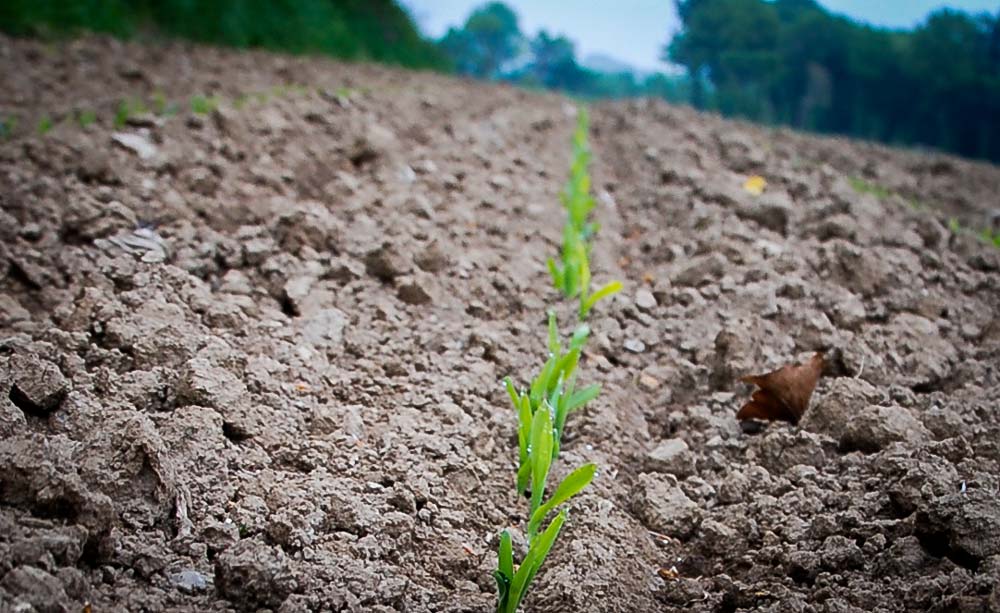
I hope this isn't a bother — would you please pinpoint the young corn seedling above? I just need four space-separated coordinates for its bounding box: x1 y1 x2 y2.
564 109 598 239
504 313 600 488
576 245 623 321
114 98 149 128
77 109 97 128
548 222 588 298
190 94 221 115
547 107 622 318
36 116 53 135
0 115 18 139
493 408 596 612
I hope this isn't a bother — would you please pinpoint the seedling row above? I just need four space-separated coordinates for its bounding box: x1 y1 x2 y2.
493 108 621 612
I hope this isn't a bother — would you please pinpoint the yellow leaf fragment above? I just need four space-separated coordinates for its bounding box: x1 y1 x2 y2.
743 175 767 195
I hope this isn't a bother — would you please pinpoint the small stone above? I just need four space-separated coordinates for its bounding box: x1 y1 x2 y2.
282 276 315 314
1 566 69 612
645 439 695 477
414 242 449 273
489 174 511 190
840 404 930 453
77 145 118 184
624 338 646 353
350 122 397 166
638 372 660 391
299 308 347 349
9 354 69 416
737 191 792 235
214 538 298 610
396 276 433 305
673 253 726 287
176 358 247 409
635 288 657 312
820 535 864 571
630 474 701 538
831 292 867 330
325 258 363 283
111 131 159 160
170 569 211 594
364 243 409 281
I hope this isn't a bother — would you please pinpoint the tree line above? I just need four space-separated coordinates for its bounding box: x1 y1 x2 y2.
3 0 997 161
667 0 1000 162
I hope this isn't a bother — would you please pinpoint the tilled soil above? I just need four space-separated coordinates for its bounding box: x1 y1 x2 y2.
1 35 999 613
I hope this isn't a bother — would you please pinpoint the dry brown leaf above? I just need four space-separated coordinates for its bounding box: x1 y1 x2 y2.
658 566 680 580
736 352 824 424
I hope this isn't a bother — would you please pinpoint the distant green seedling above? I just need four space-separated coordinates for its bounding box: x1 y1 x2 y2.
1 115 19 139
848 176 893 200
190 94 221 115
115 98 149 128
548 108 622 318
77 109 97 128
946 217 1000 250
981 228 1000 248
36 116 53 135
564 109 599 239
576 247 623 320
151 91 179 116
270 83 309 98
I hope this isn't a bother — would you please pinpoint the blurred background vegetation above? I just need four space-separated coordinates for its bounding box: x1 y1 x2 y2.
0 0 448 69
1 0 998 162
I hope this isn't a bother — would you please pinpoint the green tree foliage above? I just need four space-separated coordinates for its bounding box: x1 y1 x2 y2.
527 31 589 91
668 0 1000 161
0 0 448 70
439 2 523 78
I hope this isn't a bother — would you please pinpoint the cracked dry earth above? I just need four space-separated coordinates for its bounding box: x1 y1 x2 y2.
1 34 1000 613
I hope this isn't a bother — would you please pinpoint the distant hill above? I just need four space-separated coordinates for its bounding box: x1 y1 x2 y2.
581 53 636 75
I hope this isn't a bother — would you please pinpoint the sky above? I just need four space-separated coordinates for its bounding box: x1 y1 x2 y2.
401 0 1000 73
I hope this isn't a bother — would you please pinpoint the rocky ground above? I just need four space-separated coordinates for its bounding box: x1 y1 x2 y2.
1 34 999 613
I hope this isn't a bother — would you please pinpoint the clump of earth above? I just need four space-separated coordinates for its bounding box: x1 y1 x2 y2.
1 34 999 612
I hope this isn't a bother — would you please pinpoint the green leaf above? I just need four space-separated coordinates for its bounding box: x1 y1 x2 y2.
567 384 600 412
517 395 532 467
503 377 519 409
498 530 513 581
551 378 572 458
527 463 596 538
493 570 510 612
516 457 531 495
569 324 590 350
553 347 581 387
580 280 623 319
547 257 564 295
578 251 592 300
529 354 558 410
528 404 554 523
547 310 560 354
506 511 567 613
495 530 513 612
